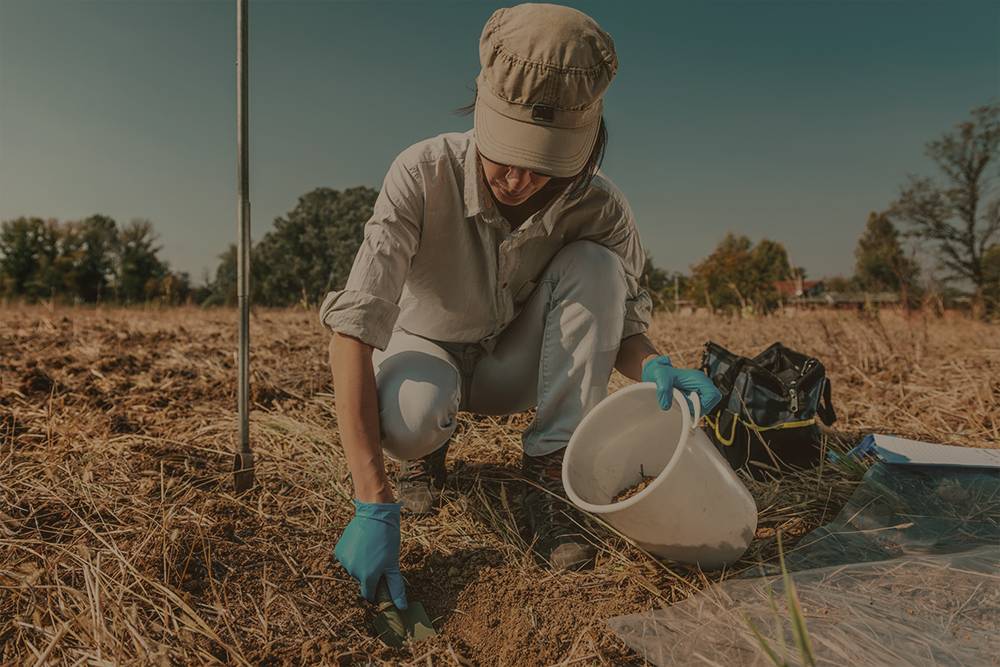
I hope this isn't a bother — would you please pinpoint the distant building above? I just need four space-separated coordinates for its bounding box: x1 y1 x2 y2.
820 292 900 307
773 278 900 309
774 278 825 299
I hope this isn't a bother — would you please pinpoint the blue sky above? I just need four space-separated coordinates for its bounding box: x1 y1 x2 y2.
1 0 997 284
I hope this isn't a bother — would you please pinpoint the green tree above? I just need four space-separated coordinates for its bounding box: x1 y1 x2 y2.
0 217 46 298
824 275 856 294
890 103 999 306
45 216 120 304
640 253 670 294
204 243 267 306
688 234 791 313
0 217 63 301
984 244 1000 315
855 211 921 303
157 270 197 305
114 219 169 303
750 239 792 292
51 220 86 301
210 186 378 307
641 260 690 312
2 215 184 305
640 253 680 311
690 233 753 312
206 244 238 306
31 219 63 300
73 215 119 302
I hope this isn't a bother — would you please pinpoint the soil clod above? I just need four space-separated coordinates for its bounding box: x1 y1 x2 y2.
612 465 657 502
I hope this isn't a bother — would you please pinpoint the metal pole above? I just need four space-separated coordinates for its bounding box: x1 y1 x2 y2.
233 0 255 492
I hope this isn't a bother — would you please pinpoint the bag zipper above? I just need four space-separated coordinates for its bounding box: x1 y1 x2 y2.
788 358 817 413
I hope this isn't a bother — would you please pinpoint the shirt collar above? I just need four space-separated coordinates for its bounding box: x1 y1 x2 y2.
463 129 571 233
463 132 491 220
536 185 569 235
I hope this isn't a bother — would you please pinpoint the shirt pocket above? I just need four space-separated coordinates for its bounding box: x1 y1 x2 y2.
513 280 538 305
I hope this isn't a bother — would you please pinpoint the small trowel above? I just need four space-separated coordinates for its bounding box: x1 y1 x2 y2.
372 578 437 648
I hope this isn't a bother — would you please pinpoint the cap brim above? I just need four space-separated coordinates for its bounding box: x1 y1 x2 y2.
475 100 597 178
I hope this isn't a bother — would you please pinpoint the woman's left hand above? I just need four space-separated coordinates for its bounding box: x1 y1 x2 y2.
641 355 722 416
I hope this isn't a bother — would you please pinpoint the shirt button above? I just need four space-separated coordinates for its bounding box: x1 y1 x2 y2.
501 282 508 288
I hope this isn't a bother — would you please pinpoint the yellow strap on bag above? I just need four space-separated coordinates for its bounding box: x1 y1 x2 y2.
705 413 818 447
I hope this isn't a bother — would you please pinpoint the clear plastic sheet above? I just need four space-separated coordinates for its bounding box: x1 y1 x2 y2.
608 463 1000 666
783 462 1000 570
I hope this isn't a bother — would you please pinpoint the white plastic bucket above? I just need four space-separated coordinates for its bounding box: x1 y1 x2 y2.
562 383 758 569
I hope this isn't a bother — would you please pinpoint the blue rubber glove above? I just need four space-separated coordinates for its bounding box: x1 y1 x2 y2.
641 355 723 416
334 499 408 610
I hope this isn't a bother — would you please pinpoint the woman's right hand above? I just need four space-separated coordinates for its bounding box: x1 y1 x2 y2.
334 499 408 609
329 334 405 606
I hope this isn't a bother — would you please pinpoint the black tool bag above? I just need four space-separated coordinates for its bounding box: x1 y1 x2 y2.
700 341 837 479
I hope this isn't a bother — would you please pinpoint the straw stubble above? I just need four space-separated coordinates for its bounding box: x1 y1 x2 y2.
0 305 996 665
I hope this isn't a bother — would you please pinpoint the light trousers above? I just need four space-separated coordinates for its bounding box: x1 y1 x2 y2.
374 240 628 460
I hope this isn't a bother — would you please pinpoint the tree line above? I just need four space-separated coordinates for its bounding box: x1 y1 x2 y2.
652 103 999 315
0 186 376 309
654 209 922 315
2 103 998 315
0 215 202 305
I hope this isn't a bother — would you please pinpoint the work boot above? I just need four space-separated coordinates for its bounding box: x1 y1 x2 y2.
395 442 449 515
522 448 596 571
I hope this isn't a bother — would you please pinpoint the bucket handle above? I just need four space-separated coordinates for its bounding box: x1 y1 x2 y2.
683 390 701 430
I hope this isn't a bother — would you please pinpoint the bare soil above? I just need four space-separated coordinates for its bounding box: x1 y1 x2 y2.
1 305 996 665
612 473 656 503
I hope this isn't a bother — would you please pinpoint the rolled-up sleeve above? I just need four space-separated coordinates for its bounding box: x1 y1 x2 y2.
624 289 654 339
591 194 653 339
318 155 423 349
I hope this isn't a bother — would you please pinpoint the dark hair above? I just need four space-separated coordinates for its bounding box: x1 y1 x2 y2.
454 89 608 202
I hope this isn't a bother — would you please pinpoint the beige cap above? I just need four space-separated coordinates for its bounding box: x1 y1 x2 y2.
474 3 618 178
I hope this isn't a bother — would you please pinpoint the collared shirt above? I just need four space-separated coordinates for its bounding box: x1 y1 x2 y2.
318 128 652 351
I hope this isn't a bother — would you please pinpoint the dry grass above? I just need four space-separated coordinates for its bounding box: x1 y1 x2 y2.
0 305 996 665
